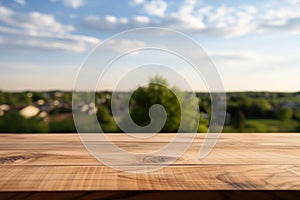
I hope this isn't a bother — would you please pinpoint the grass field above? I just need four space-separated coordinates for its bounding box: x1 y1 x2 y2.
223 119 299 133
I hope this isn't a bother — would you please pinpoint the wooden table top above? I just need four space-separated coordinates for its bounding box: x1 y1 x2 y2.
0 133 300 191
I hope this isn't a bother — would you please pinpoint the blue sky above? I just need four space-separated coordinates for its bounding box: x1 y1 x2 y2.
0 0 299 91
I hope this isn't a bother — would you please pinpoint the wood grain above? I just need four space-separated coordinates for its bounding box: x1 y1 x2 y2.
0 133 300 191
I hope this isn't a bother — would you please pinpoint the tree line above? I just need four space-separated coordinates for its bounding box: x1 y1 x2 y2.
0 76 299 133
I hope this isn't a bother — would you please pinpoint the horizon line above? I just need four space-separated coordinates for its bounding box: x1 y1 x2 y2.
1 89 299 94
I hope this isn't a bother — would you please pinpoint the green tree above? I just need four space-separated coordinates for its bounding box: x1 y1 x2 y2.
294 108 300 121
126 75 199 133
278 107 293 122
233 109 245 131
32 92 46 102
249 98 272 118
0 91 5 104
97 106 119 132
197 112 209 132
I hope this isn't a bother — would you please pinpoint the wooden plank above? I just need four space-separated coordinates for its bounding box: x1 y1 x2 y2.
0 165 300 190
0 133 300 190
1 134 300 165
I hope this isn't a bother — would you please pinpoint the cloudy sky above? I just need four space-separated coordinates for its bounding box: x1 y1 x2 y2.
0 0 299 91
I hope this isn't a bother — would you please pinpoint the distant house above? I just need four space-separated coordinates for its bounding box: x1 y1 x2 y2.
80 103 98 115
0 104 10 116
19 105 40 118
54 91 63 98
38 111 48 118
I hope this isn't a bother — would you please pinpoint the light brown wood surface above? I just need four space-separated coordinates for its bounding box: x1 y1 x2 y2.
0 133 300 190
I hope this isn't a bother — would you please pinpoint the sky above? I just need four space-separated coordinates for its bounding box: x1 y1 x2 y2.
0 0 299 92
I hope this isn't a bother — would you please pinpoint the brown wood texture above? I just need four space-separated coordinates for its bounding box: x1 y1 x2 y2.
0 133 300 191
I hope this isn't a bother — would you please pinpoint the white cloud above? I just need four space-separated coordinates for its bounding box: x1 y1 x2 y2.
261 6 300 28
207 6 235 25
130 0 206 30
197 1 300 37
126 0 300 37
170 0 205 30
84 15 152 32
132 0 144 5
120 17 129 24
84 15 135 31
134 15 150 23
105 15 117 23
0 6 14 16
0 7 74 34
63 0 84 9
290 0 300 5
0 6 99 52
14 0 26 5
143 0 167 17
84 0 300 37
132 0 167 17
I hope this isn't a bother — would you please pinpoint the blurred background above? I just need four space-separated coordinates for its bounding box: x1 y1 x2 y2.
0 0 299 133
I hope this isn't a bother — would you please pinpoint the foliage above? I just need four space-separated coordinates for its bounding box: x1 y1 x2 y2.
233 110 245 131
278 108 293 122
49 119 76 133
97 106 119 132
125 75 199 132
223 119 299 132
0 112 49 133
0 88 299 133
197 112 209 132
